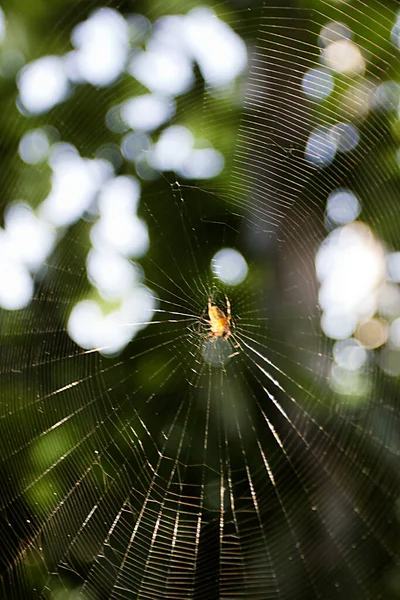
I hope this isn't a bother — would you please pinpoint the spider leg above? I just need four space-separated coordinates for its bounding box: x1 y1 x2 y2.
229 333 241 350
225 295 231 324
196 307 208 336
227 333 241 358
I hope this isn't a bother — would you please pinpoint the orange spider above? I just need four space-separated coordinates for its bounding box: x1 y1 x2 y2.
207 295 232 341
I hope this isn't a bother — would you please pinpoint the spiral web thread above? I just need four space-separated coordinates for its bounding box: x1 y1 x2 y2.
0 1 400 599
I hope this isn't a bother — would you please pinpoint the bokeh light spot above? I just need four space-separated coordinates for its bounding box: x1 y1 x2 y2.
181 148 224 179
387 252 400 283
151 126 194 172
211 248 248 285
380 347 400 376
306 127 337 167
321 311 357 340
121 94 175 132
184 7 247 87
330 364 369 396
378 283 400 318
4 203 55 271
17 56 69 115
317 223 386 339
372 81 399 112
326 189 361 226
319 21 352 47
121 132 152 162
0 251 33 310
0 8 6 44
68 287 156 356
389 317 400 348
19 129 50 164
202 338 233 367
330 123 360 153
87 250 140 301
130 49 193 96
40 150 113 227
302 68 333 101
323 40 365 74
333 338 368 370
92 176 148 258
355 317 388 349
70 8 129 86
391 11 400 48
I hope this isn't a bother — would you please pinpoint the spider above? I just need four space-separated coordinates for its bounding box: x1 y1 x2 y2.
207 295 232 341
201 295 240 359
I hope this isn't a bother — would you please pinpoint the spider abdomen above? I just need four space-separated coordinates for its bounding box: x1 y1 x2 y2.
208 304 230 339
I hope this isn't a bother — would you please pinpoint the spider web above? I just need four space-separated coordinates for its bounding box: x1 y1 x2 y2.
0 0 400 599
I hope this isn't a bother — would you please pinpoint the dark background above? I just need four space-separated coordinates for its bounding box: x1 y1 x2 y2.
0 0 400 598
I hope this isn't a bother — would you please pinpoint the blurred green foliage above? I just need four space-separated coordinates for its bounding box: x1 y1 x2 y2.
1 0 400 598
